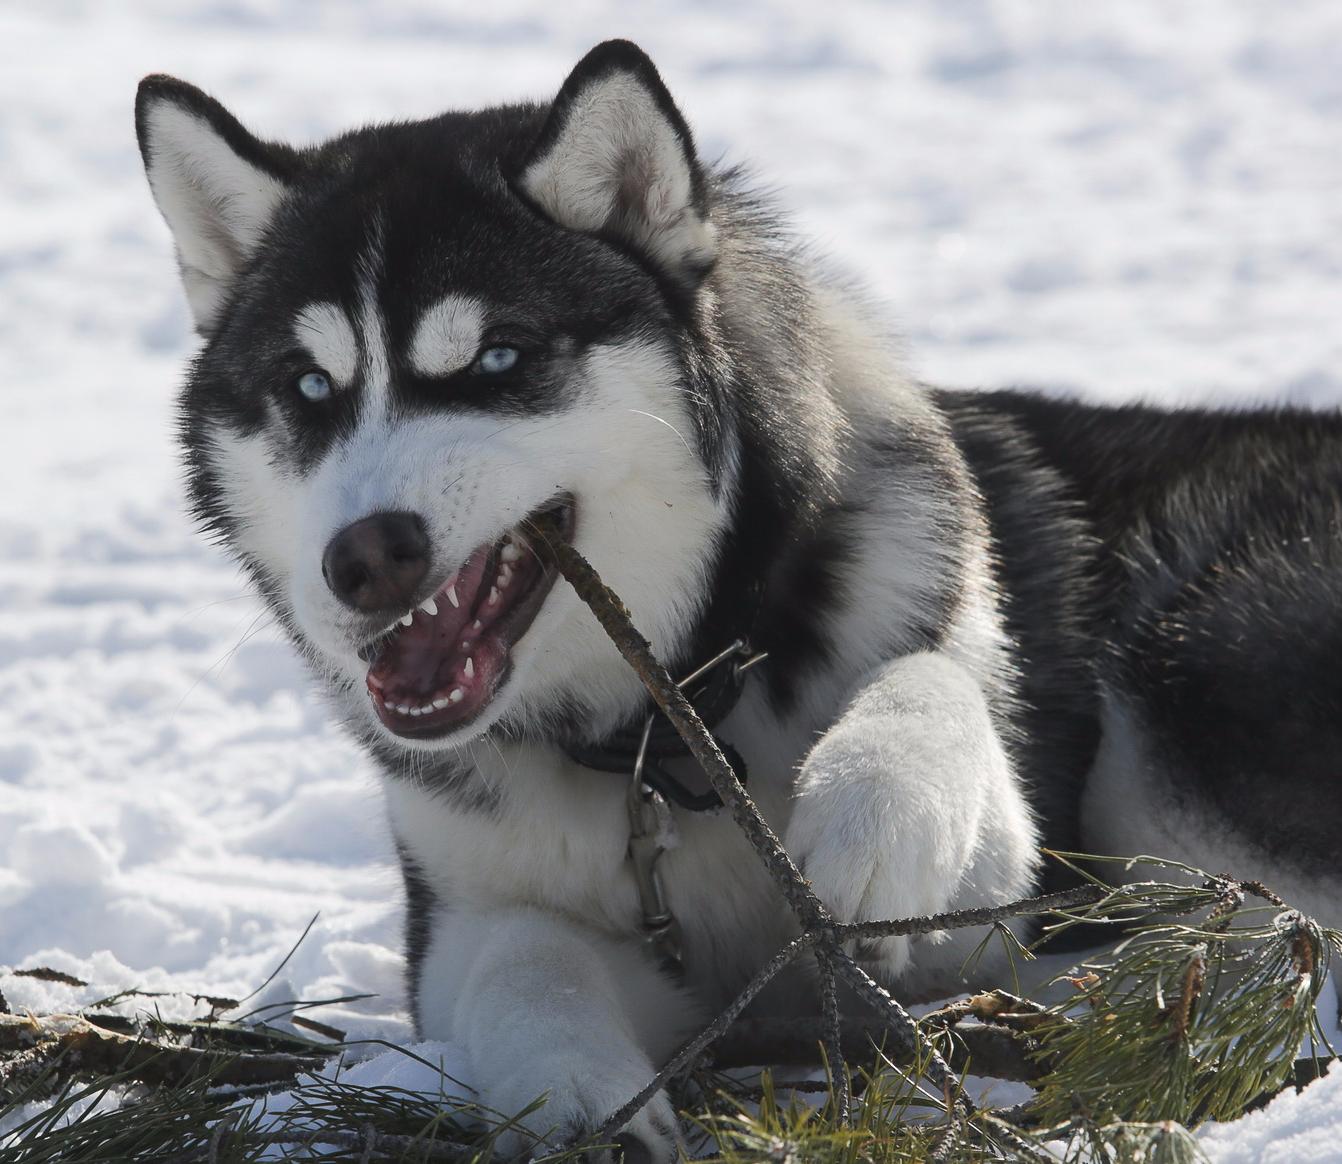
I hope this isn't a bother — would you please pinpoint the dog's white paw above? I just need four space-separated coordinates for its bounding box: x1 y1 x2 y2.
481 1048 679 1163
784 770 962 980
785 799 911 976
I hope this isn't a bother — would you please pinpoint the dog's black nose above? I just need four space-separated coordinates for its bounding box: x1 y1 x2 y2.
322 512 430 613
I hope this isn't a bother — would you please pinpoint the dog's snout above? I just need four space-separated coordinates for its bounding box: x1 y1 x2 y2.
322 512 430 613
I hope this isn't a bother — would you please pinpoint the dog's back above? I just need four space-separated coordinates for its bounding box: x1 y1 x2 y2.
945 389 1342 922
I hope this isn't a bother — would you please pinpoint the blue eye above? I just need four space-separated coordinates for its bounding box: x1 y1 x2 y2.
474 346 520 375
296 370 332 401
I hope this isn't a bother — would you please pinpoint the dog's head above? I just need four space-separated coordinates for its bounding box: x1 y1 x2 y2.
136 41 736 751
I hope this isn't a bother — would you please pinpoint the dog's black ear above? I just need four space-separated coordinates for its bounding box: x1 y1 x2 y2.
135 76 296 336
518 41 716 287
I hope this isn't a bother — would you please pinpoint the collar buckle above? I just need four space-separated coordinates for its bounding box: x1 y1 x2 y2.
621 640 768 976
627 715 683 974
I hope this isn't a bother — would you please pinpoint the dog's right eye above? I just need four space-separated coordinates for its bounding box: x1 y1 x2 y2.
473 346 522 376
295 370 333 402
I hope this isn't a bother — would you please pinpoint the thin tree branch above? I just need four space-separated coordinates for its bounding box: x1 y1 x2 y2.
834 885 1104 942
593 933 819 1141
535 530 832 930
817 948 850 1123
826 950 958 1100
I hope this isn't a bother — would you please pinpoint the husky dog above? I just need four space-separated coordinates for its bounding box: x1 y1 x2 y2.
136 40 1342 1158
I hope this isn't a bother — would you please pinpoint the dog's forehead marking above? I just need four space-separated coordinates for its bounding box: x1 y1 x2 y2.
409 295 487 379
348 215 394 417
292 302 359 386
359 281 392 411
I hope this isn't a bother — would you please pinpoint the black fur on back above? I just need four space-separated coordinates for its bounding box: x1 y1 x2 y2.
943 390 1342 878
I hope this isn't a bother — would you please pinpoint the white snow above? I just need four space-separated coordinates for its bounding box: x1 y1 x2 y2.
1200 1070 1342 1163
2 0 1340 1156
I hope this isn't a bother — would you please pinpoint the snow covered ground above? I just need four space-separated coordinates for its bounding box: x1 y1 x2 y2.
2 0 1341 1156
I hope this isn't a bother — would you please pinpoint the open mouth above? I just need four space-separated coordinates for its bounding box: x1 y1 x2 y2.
363 497 576 739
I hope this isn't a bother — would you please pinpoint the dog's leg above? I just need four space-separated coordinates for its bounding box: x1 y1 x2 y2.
784 651 1039 994
414 905 699 1162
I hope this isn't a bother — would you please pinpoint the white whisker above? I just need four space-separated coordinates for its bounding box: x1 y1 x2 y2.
626 408 694 455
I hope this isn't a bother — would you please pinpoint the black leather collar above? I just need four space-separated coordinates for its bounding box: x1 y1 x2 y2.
564 640 760 811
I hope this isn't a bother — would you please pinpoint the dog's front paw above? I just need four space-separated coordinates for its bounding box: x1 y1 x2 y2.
481 1049 678 1163
785 774 954 979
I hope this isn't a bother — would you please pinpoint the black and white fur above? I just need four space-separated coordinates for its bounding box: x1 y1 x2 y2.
136 41 1342 1159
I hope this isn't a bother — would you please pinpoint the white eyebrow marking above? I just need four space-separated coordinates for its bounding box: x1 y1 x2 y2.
409 295 487 378
292 301 359 386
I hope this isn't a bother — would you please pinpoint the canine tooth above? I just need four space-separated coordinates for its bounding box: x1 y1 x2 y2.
446 584 460 608
448 688 464 704
419 596 438 616
433 697 449 710
399 612 413 627
488 587 499 606
464 656 474 678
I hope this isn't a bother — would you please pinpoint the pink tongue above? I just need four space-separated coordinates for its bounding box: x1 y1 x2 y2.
377 622 463 693
367 546 492 697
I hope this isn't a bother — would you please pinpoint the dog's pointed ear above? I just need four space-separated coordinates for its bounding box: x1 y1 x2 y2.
135 76 294 336
518 41 716 287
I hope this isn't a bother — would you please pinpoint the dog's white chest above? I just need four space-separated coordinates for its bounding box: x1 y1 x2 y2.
385 732 802 1004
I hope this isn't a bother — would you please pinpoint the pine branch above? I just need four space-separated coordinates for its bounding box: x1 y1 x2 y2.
1030 906 1340 1128
0 1012 331 1098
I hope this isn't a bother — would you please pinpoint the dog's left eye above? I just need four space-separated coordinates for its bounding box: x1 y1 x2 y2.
473 346 521 375
295 370 333 402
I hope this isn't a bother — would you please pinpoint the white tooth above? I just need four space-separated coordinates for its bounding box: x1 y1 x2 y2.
394 704 410 715
501 543 521 563
446 584 460 608
408 706 422 716
472 619 483 630
399 612 414 627
433 697 449 710
448 688 464 704
500 564 513 583
461 641 470 650
496 574 509 590
465 656 474 679
419 597 438 616
488 587 499 606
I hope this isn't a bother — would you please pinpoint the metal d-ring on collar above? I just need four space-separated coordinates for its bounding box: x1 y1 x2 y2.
624 640 768 975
